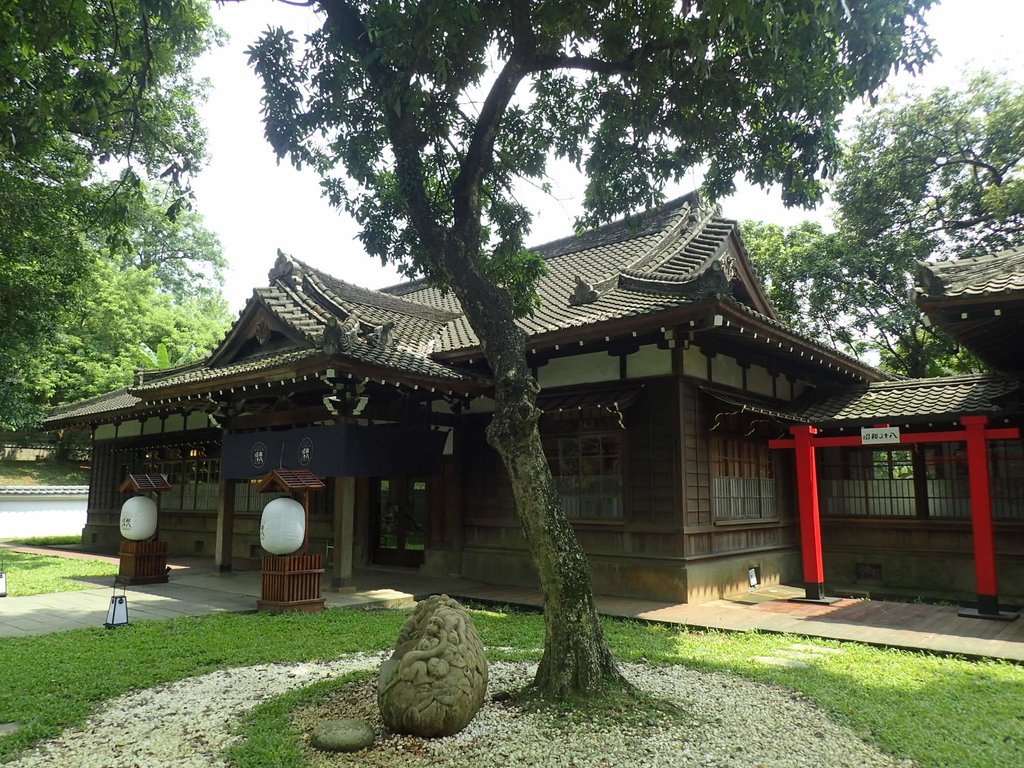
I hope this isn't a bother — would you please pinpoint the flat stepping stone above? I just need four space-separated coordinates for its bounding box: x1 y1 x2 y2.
0 722 22 736
774 650 823 661
311 718 375 752
751 656 809 668
788 643 843 655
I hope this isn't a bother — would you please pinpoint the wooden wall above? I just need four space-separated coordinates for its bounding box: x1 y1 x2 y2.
457 378 689 599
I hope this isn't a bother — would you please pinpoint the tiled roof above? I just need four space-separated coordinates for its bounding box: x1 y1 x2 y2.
720 297 887 381
391 194 775 352
133 348 322 392
0 485 89 495
43 389 142 426
917 247 1024 302
790 374 1023 425
46 194 878 424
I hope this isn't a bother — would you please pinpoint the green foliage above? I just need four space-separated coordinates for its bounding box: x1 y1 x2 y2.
837 71 1024 261
137 342 199 370
0 1 220 428
741 72 1023 377
247 0 936 312
0 459 90 487
228 671 376 768
740 220 858 349
33 255 229 411
0 550 117 596
0 610 406 758
2 535 82 546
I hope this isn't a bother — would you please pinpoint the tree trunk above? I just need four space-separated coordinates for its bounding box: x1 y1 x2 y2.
360 30 629 696
445 245 629 699
487 363 628 697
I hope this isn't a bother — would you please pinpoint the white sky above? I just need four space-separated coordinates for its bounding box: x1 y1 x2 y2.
191 0 1024 310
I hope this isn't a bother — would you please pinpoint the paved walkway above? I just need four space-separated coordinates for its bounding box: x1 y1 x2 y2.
2 545 1022 662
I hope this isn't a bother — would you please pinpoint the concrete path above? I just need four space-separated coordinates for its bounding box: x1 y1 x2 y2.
2 545 1022 664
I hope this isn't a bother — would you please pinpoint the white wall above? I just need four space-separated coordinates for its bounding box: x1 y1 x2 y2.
0 488 89 539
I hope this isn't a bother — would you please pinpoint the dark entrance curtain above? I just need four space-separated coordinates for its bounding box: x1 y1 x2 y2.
221 423 447 479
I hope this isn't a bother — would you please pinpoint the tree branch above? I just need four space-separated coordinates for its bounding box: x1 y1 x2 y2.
319 0 449 253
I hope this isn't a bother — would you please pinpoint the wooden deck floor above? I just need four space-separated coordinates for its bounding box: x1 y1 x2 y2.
447 582 1024 662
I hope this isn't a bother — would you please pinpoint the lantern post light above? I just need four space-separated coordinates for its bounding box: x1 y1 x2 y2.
104 585 129 628
116 474 172 586
256 468 327 613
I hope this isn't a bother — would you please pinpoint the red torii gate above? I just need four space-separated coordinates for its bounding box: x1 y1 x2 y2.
769 415 1020 620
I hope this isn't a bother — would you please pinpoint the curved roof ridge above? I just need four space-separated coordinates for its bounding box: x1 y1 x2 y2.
274 251 457 323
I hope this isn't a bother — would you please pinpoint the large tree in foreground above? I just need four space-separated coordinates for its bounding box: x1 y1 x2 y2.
246 0 934 698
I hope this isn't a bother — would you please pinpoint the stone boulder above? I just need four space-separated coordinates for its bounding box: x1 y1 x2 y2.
310 719 375 752
378 594 488 737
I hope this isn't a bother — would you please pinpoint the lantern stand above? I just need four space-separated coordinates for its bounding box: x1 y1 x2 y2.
104 584 130 628
116 474 171 586
256 468 326 614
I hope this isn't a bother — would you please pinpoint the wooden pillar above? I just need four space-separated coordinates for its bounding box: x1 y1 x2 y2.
959 416 1015 619
331 476 355 588
789 425 835 603
444 456 465 577
215 480 236 572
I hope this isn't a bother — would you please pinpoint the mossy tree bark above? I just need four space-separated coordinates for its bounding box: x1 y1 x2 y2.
441 243 629 699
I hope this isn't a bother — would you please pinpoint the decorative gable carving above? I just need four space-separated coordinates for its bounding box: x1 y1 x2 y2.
253 319 272 346
321 314 400 355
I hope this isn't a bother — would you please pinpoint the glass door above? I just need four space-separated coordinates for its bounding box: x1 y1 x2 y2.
372 477 428 566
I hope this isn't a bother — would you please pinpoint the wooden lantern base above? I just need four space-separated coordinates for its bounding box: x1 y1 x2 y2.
116 539 169 585
257 553 325 613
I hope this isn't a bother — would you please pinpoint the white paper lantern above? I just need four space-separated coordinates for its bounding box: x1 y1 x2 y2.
119 495 158 540
260 497 305 555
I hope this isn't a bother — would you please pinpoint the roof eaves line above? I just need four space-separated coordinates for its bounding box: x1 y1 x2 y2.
49 387 132 414
716 300 887 381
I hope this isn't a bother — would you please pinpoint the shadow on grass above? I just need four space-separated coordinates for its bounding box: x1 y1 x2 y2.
0 608 1021 768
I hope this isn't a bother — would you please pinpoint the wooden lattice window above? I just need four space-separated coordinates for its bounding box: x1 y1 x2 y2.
543 432 624 520
820 448 917 517
712 437 776 522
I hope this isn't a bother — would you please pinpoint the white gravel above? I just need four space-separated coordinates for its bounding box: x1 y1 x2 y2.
6 655 913 768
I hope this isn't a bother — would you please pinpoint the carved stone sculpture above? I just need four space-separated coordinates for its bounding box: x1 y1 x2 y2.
368 320 396 349
377 594 488 737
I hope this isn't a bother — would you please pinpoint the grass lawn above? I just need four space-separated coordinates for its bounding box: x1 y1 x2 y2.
0 608 1021 767
0 549 118 596
0 458 90 486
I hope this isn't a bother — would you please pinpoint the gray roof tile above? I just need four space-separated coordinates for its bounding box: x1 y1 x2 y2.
791 373 1023 425
44 389 142 426
917 247 1024 301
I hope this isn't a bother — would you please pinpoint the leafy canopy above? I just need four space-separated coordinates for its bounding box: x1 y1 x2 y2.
0 0 221 428
248 0 935 313
743 72 1023 377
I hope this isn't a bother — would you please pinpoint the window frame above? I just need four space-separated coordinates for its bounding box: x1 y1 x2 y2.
710 434 779 525
541 409 627 523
